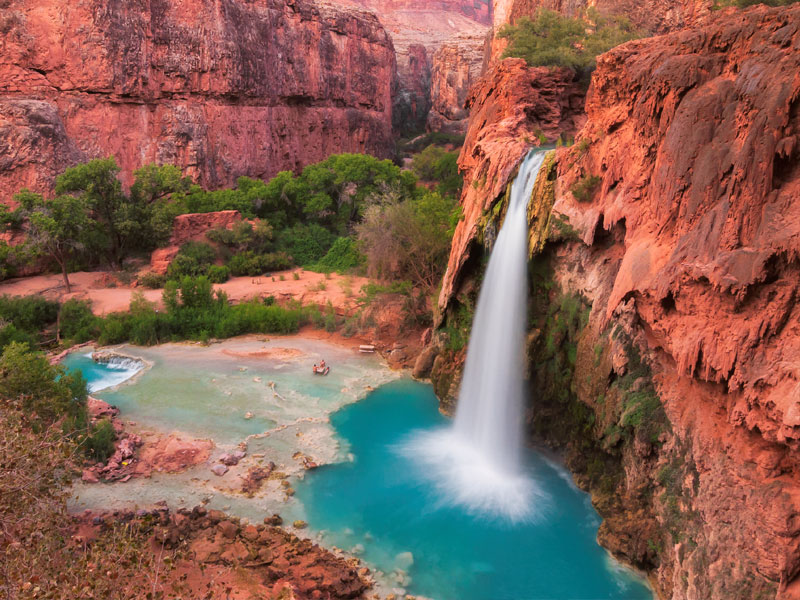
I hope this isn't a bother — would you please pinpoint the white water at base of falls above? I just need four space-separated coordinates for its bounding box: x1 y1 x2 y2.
401 149 548 522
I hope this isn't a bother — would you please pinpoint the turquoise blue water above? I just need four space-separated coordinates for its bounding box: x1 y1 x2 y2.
293 379 653 600
64 350 652 600
62 351 144 393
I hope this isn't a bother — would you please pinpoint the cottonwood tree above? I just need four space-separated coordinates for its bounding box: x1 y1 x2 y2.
55 158 147 268
15 191 89 294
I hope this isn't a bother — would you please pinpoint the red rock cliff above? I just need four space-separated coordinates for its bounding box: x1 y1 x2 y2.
435 5 800 599
0 0 396 201
340 0 491 133
550 5 800 597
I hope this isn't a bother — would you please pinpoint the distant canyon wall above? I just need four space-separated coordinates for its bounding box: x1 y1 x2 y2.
341 0 491 134
0 0 396 202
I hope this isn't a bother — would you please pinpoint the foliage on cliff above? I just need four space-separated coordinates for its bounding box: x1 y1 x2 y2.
498 9 640 74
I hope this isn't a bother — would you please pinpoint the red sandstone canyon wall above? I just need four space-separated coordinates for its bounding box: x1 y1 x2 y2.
340 0 491 133
435 5 800 598
0 0 396 202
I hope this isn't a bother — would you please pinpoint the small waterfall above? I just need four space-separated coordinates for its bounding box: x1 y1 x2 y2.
402 149 547 522
87 351 145 392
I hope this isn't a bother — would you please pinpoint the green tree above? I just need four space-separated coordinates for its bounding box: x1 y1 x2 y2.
411 145 462 198
130 164 190 204
297 154 418 234
0 341 87 427
55 158 144 267
15 191 89 293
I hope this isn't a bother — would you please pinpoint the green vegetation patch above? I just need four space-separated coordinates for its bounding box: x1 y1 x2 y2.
499 8 640 75
570 174 602 203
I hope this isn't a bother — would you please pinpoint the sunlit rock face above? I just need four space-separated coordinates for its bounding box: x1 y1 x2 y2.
0 0 396 201
437 5 800 599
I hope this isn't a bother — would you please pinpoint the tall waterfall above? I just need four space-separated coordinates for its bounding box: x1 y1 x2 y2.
402 149 547 522
453 149 545 472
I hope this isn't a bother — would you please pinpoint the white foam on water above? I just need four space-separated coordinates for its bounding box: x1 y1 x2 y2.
86 354 145 392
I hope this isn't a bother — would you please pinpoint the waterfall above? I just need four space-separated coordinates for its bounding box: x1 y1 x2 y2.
401 149 547 522
453 149 545 472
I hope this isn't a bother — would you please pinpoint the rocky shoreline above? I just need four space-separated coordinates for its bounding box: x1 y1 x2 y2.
73 506 372 599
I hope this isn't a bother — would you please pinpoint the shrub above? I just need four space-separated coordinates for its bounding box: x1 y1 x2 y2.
570 174 602 202
58 299 99 344
0 342 88 427
84 419 117 462
166 241 217 280
228 251 291 277
276 223 335 266
499 8 640 74
0 295 59 333
312 237 364 274
207 264 231 283
138 271 166 289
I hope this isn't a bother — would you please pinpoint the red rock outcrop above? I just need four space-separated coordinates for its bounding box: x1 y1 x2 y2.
437 58 586 312
436 5 800 599
0 0 396 202
76 507 371 600
149 210 243 274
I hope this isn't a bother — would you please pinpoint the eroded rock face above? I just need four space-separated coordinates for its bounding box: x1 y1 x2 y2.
0 0 396 201
438 5 800 599
437 58 586 313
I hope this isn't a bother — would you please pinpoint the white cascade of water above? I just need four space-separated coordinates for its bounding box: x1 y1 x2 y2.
401 149 547 522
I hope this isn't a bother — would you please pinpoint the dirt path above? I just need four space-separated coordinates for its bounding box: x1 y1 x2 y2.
0 268 370 316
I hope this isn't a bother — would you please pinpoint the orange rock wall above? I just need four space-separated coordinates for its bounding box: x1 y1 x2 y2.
437 5 800 598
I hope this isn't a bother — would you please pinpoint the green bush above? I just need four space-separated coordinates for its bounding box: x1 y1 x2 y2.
228 251 291 277
206 264 230 283
411 145 462 198
166 241 217 280
96 277 305 345
58 299 99 344
0 295 59 334
138 272 167 289
499 8 640 73
570 174 602 202
0 342 88 428
84 419 117 462
0 323 38 352
312 237 364 274
276 223 335 266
